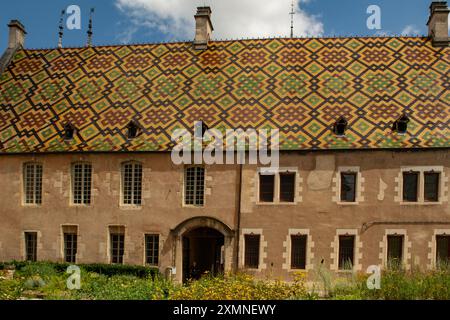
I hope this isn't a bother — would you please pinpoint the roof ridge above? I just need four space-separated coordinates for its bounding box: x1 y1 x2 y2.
22 35 430 51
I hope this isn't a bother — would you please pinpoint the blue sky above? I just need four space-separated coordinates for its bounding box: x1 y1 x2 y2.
0 0 438 51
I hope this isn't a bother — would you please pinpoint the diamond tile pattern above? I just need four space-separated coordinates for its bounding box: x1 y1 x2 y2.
0 37 449 153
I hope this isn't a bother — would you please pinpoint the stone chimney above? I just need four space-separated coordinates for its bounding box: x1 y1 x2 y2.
7 20 27 49
427 1 449 47
193 7 213 50
1 20 26 74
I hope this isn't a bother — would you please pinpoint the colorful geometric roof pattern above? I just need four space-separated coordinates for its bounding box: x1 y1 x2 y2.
0 37 449 153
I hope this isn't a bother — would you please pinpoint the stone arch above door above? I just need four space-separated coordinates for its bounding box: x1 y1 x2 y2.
171 216 234 238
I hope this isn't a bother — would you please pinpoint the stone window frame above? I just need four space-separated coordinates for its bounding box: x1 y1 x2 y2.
106 225 128 265
255 167 303 205
182 165 210 208
60 224 80 263
69 161 93 207
330 229 362 272
21 161 44 207
143 232 164 267
428 229 450 270
379 229 411 270
332 167 364 205
282 229 314 272
395 166 447 205
239 228 267 272
21 230 42 261
119 161 144 210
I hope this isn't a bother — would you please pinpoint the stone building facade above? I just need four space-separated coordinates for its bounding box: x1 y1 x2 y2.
0 3 449 282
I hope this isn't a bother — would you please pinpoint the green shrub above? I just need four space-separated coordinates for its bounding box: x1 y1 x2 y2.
358 269 450 300
0 279 24 300
0 261 159 279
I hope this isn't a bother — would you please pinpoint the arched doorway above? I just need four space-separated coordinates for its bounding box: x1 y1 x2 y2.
182 227 224 282
171 217 235 283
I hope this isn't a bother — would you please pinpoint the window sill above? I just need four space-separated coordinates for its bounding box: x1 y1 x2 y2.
336 202 359 206
400 201 442 206
119 205 142 211
256 201 298 206
22 204 42 208
182 204 205 209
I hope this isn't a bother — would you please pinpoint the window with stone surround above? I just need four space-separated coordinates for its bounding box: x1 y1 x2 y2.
25 232 37 262
436 235 450 268
403 172 419 202
72 163 92 205
121 162 142 206
184 166 205 206
244 234 260 269
145 234 159 266
23 163 43 205
291 235 307 270
387 235 404 269
338 235 355 270
399 167 444 204
63 226 78 263
340 172 357 202
334 167 363 204
280 173 296 203
110 227 125 264
257 168 299 204
424 172 440 202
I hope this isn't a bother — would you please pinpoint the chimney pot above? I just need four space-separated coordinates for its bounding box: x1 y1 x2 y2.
427 1 449 47
8 20 27 49
194 6 213 50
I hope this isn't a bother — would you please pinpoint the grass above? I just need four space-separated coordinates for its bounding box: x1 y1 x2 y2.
1 262 450 300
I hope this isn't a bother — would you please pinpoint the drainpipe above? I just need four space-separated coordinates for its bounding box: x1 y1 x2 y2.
234 164 243 272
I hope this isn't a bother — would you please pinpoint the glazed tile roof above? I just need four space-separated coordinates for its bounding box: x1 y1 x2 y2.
0 37 449 153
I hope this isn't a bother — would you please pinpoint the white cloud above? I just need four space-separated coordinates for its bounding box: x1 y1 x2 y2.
401 25 421 36
115 0 323 43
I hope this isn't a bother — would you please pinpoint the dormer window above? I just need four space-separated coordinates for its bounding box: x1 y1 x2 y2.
333 117 348 136
64 123 76 141
393 115 409 134
126 121 140 139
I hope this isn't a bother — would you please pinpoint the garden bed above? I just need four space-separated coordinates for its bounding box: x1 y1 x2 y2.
1 262 450 300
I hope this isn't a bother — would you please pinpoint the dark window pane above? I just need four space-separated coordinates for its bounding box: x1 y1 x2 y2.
64 233 78 263
424 172 439 202
184 167 205 206
338 236 354 270
291 235 307 269
259 174 275 203
145 234 159 266
436 236 450 268
387 235 404 269
280 173 296 203
244 235 260 269
25 232 37 262
403 172 419 202
110 233 125 264
340 173 356 202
